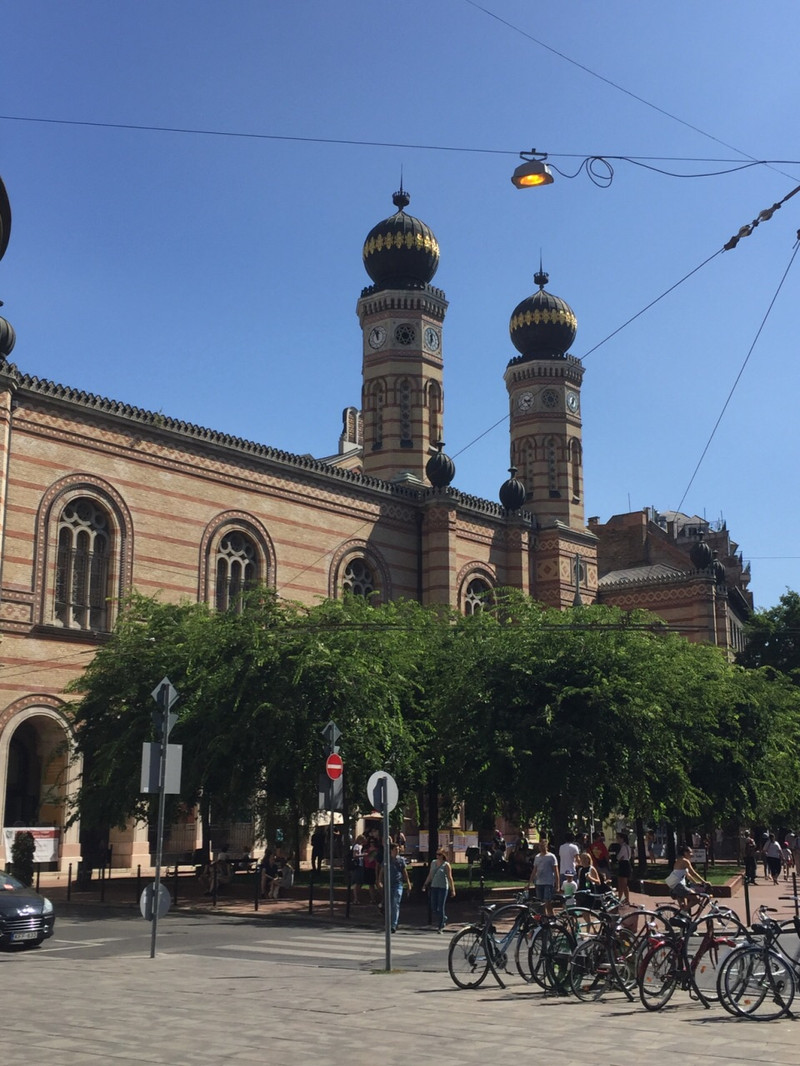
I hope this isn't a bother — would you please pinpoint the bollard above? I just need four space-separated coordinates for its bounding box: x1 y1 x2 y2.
35 865 40 892
67 862 72 902
136 864 141 904
254 866 260 912
308 872 314 915
211 864 218 907
743 875 751 926
173 865 179 907
100 862 106 902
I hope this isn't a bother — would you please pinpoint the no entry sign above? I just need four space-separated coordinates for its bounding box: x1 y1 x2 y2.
325 753 343 780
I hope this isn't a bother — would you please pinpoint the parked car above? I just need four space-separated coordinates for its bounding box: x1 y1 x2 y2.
0 872 56 948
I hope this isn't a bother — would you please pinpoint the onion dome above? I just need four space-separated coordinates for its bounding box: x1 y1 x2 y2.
499 467 526 511
509 268 577 359
0 176 10 263
689 534 712 570
362 187 439 290
711 549 726 584
0 314 14 358
426 441 455 487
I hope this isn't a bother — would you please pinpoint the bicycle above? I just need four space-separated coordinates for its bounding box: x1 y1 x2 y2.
447 895 537 989
568 900 638 1001
637 898 742 1011
716 906 798 1021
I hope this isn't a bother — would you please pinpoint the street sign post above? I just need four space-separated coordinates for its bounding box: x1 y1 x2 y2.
367 770 399 971
146 677 179 959
320 723 342 915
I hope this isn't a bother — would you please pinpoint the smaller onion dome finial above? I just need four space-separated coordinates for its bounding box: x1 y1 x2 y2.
426 440 456 487
711 549 726 585
0 315 15 359
689 533 713 570
534 253 548 290
499 466 526 511
392 185 410 211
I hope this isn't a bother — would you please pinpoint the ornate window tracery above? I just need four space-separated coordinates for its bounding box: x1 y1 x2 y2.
215 530 259 612
54 498 111 631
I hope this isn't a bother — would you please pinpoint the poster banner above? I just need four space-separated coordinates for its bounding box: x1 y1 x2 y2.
3 826 60 863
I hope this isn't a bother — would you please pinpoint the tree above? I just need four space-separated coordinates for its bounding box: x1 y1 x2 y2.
738 590 800 684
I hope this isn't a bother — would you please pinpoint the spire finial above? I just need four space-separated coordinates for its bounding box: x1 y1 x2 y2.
392 170 410 211
534 253 548 289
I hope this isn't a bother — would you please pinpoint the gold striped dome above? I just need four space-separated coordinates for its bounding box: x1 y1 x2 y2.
509 269 577 359
362 188 439 290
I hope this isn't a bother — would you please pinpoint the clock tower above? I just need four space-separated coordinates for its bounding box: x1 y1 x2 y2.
504 269 585 529
356 189 448 483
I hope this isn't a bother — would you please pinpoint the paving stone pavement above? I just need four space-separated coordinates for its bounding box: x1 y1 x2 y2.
2 934 799 1065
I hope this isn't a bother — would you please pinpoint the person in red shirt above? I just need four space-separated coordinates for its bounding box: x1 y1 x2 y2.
589 832 610 881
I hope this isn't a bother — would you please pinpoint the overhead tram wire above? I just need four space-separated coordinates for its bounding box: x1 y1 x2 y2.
675 235 800 514
2 115 799 180
460 0 800 184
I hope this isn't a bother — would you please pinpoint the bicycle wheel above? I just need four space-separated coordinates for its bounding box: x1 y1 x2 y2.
638 942 680 1011
514 918 541 982
690 936 737 1005
569 938 613 1001
718 945 795 1021
610 927 638 996
448 926 490 989
542 926 576 995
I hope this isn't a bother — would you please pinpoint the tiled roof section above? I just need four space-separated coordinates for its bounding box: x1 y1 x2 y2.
599 563 686 587
6 363 515 521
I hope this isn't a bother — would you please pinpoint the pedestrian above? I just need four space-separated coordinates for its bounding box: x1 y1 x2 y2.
349 834 365 904
363 832 380 905
260 851 279 898
589 832 610 882
781 840 793 882
527 838 560 915
646 830 657 864
615 832 632 904
575 851 602 907
743 832 758 885
763 832 783 885
377 842 411 933
423 846 456 932
558 833 580 880
310 825 326 873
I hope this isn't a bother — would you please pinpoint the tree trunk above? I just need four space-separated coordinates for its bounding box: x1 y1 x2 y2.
635 816 647 876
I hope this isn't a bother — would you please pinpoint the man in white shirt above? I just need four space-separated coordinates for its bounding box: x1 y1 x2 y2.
528 839 560 915
558 834 580 878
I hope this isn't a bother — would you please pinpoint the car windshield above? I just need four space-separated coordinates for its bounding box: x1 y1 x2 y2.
0 873 24 891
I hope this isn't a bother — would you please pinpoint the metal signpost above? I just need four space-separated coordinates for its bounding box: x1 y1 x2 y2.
367 770 399 971
145 677 179 959
321 722 342 914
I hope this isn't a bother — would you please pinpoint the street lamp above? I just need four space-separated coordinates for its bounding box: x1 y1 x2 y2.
511 150 554 189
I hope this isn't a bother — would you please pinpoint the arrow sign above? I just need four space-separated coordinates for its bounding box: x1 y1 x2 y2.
325 753 343 780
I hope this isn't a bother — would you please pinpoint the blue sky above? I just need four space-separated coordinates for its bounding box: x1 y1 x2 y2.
2 1 798 610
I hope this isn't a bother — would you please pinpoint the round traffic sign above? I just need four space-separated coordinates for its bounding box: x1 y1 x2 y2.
140 882 171 920
366 770 399 812
325 752 344 780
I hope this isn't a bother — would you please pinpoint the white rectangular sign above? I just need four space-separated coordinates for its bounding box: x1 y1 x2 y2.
3 826 60 863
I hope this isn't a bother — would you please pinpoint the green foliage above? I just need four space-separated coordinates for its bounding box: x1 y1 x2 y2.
11 830 35 886
738 590 800 684
66 588 800 840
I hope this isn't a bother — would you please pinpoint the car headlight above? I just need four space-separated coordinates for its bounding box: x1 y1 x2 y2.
42 897 54 915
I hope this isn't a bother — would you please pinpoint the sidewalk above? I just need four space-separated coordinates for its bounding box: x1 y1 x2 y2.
35 863 800 928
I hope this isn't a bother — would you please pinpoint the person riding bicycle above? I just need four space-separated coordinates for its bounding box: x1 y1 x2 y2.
664 844 710 914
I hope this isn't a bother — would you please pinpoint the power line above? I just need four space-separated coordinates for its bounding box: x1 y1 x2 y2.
676 237 800 513
460 0 800 184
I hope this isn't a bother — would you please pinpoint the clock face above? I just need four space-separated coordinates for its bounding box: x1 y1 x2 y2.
424 326 440 352
566 390 579 413
541 388 559 410
517 391 534 411
368 326 387 350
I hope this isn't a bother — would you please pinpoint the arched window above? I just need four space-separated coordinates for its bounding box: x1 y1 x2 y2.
545 436 560 498
463 577 492 616
370 381 385 450
427 380 442 446
54 498 111 631
215 530 258 612
342 557 376 598
569 438 582 501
